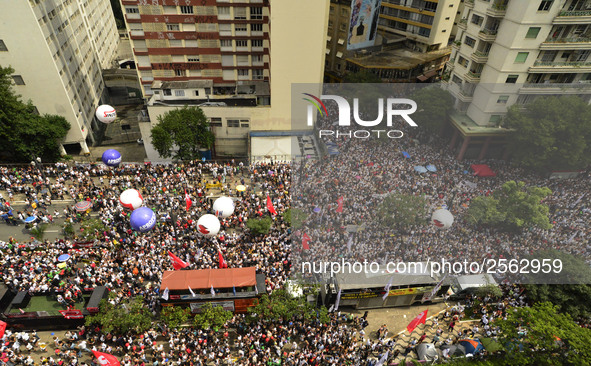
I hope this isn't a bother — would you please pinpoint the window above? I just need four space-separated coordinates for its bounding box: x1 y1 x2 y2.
252 39 263 47
445 17 450 20
252 69 263 80
12 75 25 85
339 23 347 31
237 69 249 76
236 40 247 47
218 7 230 15
464 36 476 48
227 119 240 127
328 20 334 28
250 7 263 19
452 74 463 85
251 24 263 32
125 7 139 13
209 117 222 127
252 54 263 64
187 56 199 62
240 119 249 128
220 39 232 47
505 74 518 83
538 0 553 11
489 115 502 124
166 24 180 31
234 7 246 19
174 90 185 96
458 56 469 67
180 6 193 14
163 89 172 96
0 40 7 51
497 95 509 104
175 69 184 76
514 52 529 63
526 27 541 39
471 14 483 26
235 24 247 32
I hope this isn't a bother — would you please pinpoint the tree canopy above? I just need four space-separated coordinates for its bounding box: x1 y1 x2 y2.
193 303 233 330
466 181 552 231
0 66 70 162
85 295 153 335
410 86 455 138
150 106 215 161
504 95 591 172
246 217 272 235
343 70 382 83
247 288 329 324
377 193 427 229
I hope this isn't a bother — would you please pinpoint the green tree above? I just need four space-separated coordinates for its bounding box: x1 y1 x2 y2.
246 217 272 235
247 288 329 324
283 208 307 229
377 193 427 229
85 295 153 334
78 218 106 241
466 181 552 231
504 95 591 172
160 306 190 330
109 0 125 29
150 106 215 161
30 224 48 241
193 303 233 330
343 69 382 83
0 66 70 162
475 283 503 299
410 86 455 137
496 302 591 365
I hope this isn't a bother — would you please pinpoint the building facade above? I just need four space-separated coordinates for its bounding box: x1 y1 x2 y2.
443 0 591 160
0 0 119 154
123 0 329 160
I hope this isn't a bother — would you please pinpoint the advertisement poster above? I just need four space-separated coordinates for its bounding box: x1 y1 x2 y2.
347 0 383 50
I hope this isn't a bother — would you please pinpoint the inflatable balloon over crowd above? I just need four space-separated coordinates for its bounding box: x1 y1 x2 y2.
197 214 220 237
119 189 143 210
95 104 117 124
431 208 454 229
130 207 156 232
102 149 121 167
213 196 235 218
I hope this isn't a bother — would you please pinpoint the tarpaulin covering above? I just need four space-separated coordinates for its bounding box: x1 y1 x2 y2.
160 267 257 290
471 164 496 177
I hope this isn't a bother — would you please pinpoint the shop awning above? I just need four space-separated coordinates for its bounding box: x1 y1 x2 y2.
471 164 496 177
161 267 257 290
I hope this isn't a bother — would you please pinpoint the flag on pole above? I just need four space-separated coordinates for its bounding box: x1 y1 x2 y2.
232 286 236 296
346 234 354 252
92 351 121 366
0 320 6 339
184 189 192 211
188 286 196 297
266 195 277 215
336 196 344 213
255 285 259 295
210 285 215 297
334 289 342 311
302 233 311 250
161 287 169 301
168 251 189 270
218 249 228 269
376 351 389 366
422 274 447 303
383 275 394 300
406 309 428 333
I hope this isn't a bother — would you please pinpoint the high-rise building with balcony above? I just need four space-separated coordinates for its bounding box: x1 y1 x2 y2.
0 0 119 154
443 0 591 160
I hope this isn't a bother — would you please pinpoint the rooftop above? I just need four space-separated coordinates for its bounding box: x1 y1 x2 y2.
450 112 514 137
346 47 451 70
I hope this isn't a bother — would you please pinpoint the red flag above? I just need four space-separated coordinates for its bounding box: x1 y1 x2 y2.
406 309 428 333
92 350 120 366
168 251 189 270
336 196 344 213
0 320 6 339
302 233 311 250
185 189 192 211
266 195 277 215
218 250 228 268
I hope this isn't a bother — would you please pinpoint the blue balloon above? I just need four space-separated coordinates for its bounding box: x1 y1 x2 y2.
102 149 122 167
130 207 156 232
102 149 121 166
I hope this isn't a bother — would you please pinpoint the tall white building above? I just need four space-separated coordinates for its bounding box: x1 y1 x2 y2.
0 0 119 154
444 0 591 160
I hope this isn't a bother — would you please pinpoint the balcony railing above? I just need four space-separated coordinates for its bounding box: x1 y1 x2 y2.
558 10 591 17
522 82 591 88
544 36 591 43
532 61 591 67
466 0 474 6
473 50 490 58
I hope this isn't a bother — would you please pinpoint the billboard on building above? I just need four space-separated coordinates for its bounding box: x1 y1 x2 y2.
347 0 382 50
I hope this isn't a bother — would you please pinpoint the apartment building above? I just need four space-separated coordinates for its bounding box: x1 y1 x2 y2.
325 0 459 82
122 0 329 160
444 0 591 160
0 0 119 154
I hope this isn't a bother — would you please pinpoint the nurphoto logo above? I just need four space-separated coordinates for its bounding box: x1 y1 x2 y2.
303 93 418 139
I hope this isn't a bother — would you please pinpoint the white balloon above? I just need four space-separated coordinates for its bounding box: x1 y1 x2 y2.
213 197 235 218
96 104 117 124
119 189 143 210
431 209 454 229
197 214 220 237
